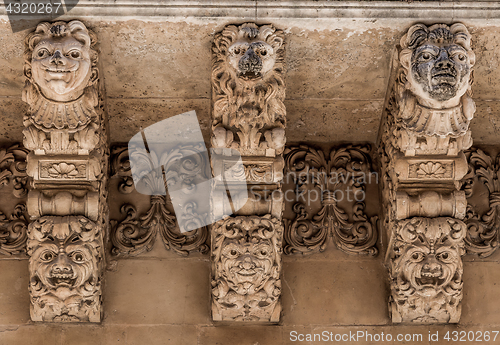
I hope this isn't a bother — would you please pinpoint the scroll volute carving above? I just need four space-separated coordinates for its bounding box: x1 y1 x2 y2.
211 23 286 156
211 216 282 322
389 217 465 323
27 216 103 322
394 23 475 156
22 20 100 155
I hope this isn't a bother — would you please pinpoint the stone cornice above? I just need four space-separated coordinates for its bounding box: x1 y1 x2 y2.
2 1 500 21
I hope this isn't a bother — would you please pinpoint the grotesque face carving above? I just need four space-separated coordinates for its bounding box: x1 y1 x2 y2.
30 232 98 294
25 21 97 102
400 24 475 107
216 23 284 82
393 217 465 298
221 237 274 294
27 216 102 322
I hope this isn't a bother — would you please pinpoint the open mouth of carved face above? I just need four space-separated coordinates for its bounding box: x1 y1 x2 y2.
239 71 262 80
415 276 445 287
49 273 77 287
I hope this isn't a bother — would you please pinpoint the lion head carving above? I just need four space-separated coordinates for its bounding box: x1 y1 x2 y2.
27 216 102 322
211 23 286 155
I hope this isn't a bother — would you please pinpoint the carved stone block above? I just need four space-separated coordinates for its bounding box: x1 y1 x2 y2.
27 216 103 322
388 217 465 323
211 215 282 322
211 23 286 157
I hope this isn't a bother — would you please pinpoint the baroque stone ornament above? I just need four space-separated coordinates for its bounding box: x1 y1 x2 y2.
379 23 474 324
27 216 103 322
109 145 209 257
211 22 286 156
210 23 286 323
388 217 466 323
0 144 29 255
461 148 500 257
211 215 282 322
23 21 107 323
283 144 378 256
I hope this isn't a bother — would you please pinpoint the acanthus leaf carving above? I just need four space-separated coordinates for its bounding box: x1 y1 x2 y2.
283 144 378 256
0 203 29 256
461 148 500 257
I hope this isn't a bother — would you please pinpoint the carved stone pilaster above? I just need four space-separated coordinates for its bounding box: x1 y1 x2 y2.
22 21 107 322
379 23 475 324
210 23 286 323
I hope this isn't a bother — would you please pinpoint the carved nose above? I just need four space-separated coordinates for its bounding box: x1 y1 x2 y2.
240 257 254 270
423 261 441 272
238 49 262 74
50 51 65 66
52 254 72 274
435 51 452 69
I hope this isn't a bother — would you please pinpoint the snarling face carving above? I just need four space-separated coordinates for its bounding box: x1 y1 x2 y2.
390 217 466 323
27 216 102 322
24 21 98 102
400 24 475 106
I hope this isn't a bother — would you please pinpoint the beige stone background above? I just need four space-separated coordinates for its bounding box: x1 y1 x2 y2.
2 1 500 344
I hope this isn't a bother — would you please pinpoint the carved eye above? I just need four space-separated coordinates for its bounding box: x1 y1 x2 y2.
455 53 466 62
437 252 451 262
234 48 241 55
420 52 432 61
36 49 50 58
40 251 55 262
68 50 81 59
260 250 268 256
71 252 85 263
411 252 424 261
260 50 267 56
230 250 237 256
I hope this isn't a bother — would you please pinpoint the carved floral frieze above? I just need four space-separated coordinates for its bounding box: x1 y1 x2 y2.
283 144 378 256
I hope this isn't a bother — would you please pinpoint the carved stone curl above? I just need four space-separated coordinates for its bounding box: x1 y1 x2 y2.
284 145 378 256
461 148 500 257
389 217 465 323
211 215 282 322
27 216 103 322
211 23 286 156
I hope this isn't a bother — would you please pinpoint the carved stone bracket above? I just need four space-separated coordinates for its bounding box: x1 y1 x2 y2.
379 23 474 324
283 144 378 256
461 148 500 257
22 21 107 323
211 215 282 322
109 145 209 257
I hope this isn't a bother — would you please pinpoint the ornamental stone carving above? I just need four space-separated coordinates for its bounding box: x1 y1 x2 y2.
210 22 286 323
379 23 474 324
211 215 282 322
27 216 103 322
22 21 107 323
211 22 286 157
394 23 475 156
388 217 466 323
